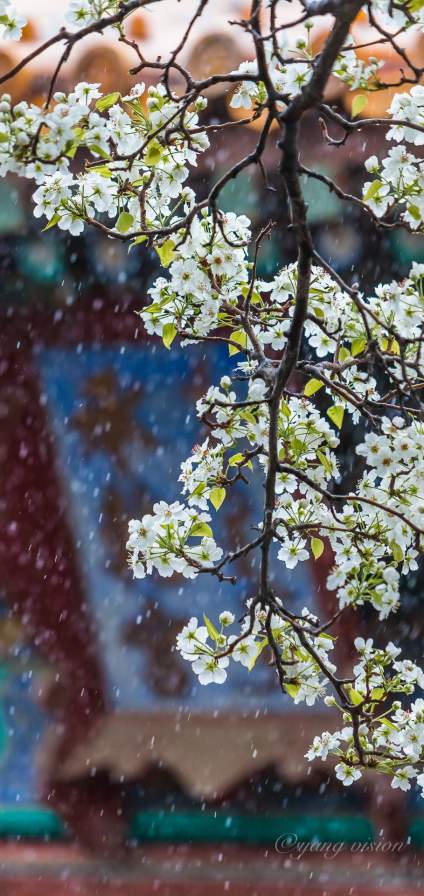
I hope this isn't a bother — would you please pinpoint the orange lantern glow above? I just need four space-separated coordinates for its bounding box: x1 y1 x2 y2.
72 43 131 96
185 33 243 98
127 12 149 41
20 18 39 42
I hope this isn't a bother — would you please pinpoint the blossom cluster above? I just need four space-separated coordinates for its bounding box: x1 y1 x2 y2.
373 0 424 28
142 211 251 343
0 0 26 39
307 637 424 793
66 0 121 29
363 87 424 228
137 247 424 627
0 82 208 237
127 501 222 580
175 605 335 703
229 28 382 113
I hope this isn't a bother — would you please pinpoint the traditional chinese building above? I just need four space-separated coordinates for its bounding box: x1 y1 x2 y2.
0 2 423 893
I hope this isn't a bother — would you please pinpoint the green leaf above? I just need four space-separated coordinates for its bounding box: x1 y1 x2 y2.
91 164 112 178
203 614 219 641
190 522 213 538
371 687 385 701
144 138 163 166
380 717 398 731
209 487 226 510
316 448 333 476
351 337 367 358
304 378 324 397
90 144 110 159
239 409 257 425
241 284 261 304
391 540 404 563
115 211 134 234
381 336 400 355
229 329 248 356
338 346 350 362
0 132 9 143
311 536 324 560
407 204 421 222
285 683 300 699
162 322 177 350
364 180 383 202
65 142 78 159
96 92 121 112
348 687 363 706
228 453 244 466
156 239 175 268
327 404 345 430
42 214 61 231
247 637 268 671
351 93 367 118
129 235 148 252
227 452 253 470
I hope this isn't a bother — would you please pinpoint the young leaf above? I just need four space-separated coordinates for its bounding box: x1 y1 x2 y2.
338 346 350 362
285 682 300 699
370 687 385 701
380 717 398 731
316 449 333 476
209 487 226 510
90 144 110 159
96 91 121 112
304 378 324 397
327 404 345 430
407 204 421 222
129 235 148 252
364 180 383 202
351 93 367 118
190 522 213 538
156 239 175 268
162 322 177 350
144 138 163 166
351 337 367 358
115 211 134 234
348 687 363 706
247 637 268 671
42 213 60 231
311 536 324 560
203 614 219 641
228 329 248 356
391 540 404 563
91 165 112 178
228 453 245 466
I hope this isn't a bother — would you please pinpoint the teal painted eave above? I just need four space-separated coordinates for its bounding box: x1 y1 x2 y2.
130 809 375 845
0 805 66 839
409 818 424 848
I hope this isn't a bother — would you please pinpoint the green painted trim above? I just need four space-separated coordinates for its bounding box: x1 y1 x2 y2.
0 806 66 839
408 819 424 848
130 810 375 845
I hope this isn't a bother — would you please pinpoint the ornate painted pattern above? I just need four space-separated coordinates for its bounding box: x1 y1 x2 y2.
39 344 320 712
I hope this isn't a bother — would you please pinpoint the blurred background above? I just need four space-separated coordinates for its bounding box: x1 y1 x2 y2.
0 1 424 893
